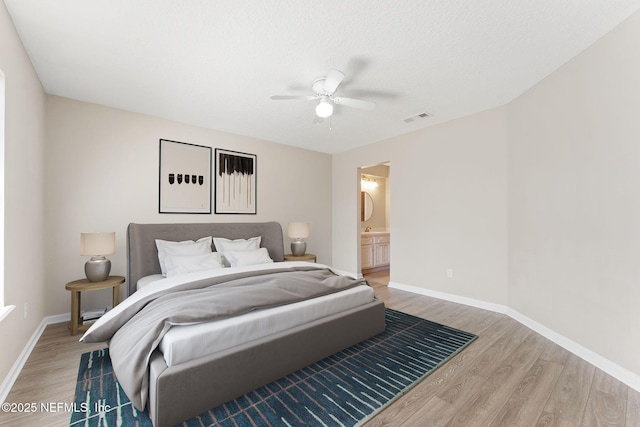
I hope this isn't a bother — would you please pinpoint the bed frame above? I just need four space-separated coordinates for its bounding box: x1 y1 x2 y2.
126 222 386 427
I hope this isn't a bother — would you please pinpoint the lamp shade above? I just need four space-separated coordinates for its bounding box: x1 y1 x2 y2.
80 232 115 256
287 222 309 239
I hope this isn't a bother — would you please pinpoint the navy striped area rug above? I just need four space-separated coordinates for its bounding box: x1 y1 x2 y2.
70 308 476 427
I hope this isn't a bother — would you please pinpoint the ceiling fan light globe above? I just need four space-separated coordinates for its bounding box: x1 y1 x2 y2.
316 99 333 118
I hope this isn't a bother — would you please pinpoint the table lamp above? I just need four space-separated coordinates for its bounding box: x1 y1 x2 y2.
80 232 115 282
287 222 309 256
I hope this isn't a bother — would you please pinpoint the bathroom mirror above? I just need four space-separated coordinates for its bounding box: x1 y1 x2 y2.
361 191 373 221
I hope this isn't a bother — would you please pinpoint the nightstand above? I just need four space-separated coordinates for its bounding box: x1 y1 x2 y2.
65 275 125 335
284 253 317 263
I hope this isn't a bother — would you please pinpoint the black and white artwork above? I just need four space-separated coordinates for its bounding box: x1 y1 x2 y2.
215 148 256 214
159 139 211 214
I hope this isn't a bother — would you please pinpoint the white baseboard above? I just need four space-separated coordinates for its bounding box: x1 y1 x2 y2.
388 281 640 393
0 312 70 403
506 308 640 392
6 284 640 400
388 282 508 314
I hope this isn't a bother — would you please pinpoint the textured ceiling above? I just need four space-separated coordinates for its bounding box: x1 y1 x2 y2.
4 0 640 154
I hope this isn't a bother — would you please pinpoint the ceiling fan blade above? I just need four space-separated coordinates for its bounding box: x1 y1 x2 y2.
323 69 345 94
332 96 375 110
270 95 318 100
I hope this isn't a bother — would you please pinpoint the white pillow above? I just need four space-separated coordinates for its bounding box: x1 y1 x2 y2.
212 236 261 252
155 236 212 276
223 248 273 267
213 236 261 266
164 252 224 277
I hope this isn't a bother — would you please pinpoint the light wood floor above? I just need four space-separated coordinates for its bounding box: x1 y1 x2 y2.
2 271 639 426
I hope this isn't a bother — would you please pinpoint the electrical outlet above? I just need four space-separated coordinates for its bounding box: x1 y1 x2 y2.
23 303 28 319
446 268 453 279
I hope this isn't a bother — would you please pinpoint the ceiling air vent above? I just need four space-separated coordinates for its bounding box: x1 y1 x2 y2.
402 111 432 123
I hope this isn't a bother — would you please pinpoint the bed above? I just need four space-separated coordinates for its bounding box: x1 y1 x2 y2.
81 221 386 427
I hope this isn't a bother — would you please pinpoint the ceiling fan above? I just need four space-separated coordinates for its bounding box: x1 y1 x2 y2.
270 69 375 118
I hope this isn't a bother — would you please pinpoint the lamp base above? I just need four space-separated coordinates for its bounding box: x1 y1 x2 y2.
85 257 111 282
291 241 307 257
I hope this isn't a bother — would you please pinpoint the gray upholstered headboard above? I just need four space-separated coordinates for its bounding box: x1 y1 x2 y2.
126 222 285 296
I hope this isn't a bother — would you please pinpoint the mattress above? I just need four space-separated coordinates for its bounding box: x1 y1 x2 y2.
159 284 375 366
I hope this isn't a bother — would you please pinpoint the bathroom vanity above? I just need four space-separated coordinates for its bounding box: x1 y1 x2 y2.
361 232 390 272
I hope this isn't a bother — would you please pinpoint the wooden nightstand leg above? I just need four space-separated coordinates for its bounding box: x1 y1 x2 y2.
70 291 80 336
112 285 120 307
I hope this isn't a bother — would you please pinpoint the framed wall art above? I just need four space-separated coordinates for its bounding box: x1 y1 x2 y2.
215 148 257 214
159 139 212 214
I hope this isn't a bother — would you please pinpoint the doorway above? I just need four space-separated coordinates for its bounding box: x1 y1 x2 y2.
359 163 390 286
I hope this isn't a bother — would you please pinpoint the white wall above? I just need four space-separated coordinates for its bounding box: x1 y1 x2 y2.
0 2 47 386
44 96 332 314
332 7 640 381
333 108 509 305
508 10 640 375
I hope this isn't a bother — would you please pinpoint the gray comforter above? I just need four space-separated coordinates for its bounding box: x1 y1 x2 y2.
82 266 366 410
